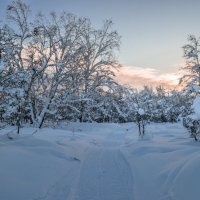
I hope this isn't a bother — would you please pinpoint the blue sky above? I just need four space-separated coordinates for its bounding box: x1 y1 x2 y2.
1 0 200 87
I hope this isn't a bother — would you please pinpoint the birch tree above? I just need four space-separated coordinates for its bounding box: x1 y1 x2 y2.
181 35 200 94
1 0 121 127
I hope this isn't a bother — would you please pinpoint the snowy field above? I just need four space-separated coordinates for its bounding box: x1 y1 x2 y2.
0 122 199 200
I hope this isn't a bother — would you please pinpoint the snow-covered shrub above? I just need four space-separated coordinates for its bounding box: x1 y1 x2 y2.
183 96 200 141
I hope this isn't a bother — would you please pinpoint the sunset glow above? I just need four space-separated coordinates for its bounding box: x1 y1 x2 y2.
115 66 181 89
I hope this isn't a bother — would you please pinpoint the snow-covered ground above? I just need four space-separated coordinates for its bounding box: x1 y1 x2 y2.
0 122 199 200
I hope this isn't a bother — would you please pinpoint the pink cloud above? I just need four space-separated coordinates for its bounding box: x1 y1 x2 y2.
114 66 181 90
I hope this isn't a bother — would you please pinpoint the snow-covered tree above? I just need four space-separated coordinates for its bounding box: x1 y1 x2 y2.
182 95 200 141
0 0 121 127
180 35 200 95
0 0 193 130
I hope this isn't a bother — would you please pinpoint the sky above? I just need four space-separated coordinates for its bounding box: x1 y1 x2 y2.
1 0 200 88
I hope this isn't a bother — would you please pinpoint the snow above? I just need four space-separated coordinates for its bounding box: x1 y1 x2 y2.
138 108 145 115
192 95 200 119
0 122 200 200
0 61 5 72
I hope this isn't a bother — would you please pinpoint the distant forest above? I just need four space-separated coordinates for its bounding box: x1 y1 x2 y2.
0 1 200 140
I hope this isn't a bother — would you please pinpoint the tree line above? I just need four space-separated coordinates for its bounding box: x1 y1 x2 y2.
0 1 200 139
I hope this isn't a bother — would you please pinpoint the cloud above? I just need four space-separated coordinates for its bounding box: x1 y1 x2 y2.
114 66 181 90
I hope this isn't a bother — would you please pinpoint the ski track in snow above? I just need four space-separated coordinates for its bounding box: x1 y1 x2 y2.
73 128 135 200
32 126 135 200
75 147 134 200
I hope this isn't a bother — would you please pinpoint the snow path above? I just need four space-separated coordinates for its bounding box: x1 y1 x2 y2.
31 124 135 200
72 126 135 200
76 147 134 200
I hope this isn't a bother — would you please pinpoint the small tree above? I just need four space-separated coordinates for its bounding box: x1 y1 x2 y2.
136 108 147 136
